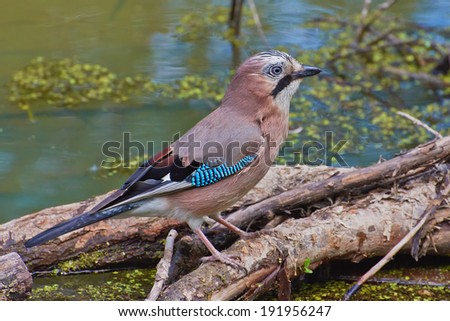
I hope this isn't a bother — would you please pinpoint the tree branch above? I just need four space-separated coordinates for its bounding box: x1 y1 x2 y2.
343 169 450 300
397 111 443 139
223 136 450 233
146 229 178 301
159 168 450 300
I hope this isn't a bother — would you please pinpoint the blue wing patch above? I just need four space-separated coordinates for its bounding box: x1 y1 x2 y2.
191 155 257 187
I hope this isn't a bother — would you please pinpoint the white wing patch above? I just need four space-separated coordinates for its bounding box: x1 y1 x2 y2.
106 180 191 209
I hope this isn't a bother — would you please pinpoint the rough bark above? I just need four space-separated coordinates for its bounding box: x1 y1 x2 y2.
224 136 450 230
0 137 449 300
0 166 339 272
0 192 184 271
0 252 32 300
159 170 450 300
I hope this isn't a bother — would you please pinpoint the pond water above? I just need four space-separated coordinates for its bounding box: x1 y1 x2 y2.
0 0 449 223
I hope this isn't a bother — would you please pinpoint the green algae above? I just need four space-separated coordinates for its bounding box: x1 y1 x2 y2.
8 6 449 156
292 281 450 301
173 5 255 44
7 57 155 121
56 250 108 274
294 13 450 153
29 268 156 301
289 256 450 301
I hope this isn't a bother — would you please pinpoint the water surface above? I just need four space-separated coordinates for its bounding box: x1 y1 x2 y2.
0 0 449 222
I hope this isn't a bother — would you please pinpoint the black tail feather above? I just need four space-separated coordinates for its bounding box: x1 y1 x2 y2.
24 201 143 248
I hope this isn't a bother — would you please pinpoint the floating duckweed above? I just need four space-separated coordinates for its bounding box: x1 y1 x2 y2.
56 250 107 273
161 74 226 102
29 268 156 301
174 5 255 43
292 281 450 301
7 57 231 122
10 5 449 167
288 10 449 155
7 57 155 121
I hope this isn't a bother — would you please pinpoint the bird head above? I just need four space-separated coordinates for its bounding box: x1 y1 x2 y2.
223 50 321 115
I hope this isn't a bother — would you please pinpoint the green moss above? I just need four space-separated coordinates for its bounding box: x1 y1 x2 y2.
56 250 107 273
152 250 164 260
218 273 227 284
440 265 450 272
302 258 313 274
77 269 151 300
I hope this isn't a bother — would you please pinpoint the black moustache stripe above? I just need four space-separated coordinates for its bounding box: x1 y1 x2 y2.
271 74 293 97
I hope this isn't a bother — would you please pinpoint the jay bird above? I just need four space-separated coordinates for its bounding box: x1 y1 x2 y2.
25 50 321 268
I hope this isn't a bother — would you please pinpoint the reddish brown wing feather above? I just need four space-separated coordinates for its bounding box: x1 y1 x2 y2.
87 146 174 213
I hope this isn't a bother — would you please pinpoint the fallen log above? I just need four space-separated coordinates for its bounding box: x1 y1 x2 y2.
0 136 448 300
0 199 183 271
0 166 339 272
159 167 450 300
223 136 450 231
166 137 450 278
0 252 32 300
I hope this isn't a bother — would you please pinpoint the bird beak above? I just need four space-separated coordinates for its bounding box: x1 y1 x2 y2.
291 65 322 79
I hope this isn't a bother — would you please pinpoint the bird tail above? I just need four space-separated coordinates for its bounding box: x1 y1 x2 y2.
24 201 143 248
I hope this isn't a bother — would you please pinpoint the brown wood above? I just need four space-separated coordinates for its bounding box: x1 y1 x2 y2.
0 192 185 271
0 166 339 272
224 136 450 231
0 137 449 300
229 0 244 37
159 168 450 300
146 229 178 301
0 252 32 300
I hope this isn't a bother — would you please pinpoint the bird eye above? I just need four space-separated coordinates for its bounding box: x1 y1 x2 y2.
268 65 283 76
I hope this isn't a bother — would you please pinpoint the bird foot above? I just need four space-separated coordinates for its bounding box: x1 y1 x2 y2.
201 253 246 272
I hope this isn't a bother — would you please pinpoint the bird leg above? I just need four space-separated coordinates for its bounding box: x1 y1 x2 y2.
212 216 256 240
192 227 245 271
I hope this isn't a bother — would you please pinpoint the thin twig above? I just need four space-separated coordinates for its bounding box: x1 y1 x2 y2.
343 176 450 301
355 0 372 43
146 229 178 301
397 111 443 139
222 136 450 232
366 0 397 27
330 39 417 63
247 0 269 46
337 275 450 288
378 0 397 11
384 66 446 88
355 0 397 44
365 26 398 47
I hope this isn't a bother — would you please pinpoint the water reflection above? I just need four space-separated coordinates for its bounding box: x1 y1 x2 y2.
0 0 448 222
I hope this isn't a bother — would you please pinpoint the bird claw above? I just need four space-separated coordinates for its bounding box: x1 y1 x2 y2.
201 253 247 272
